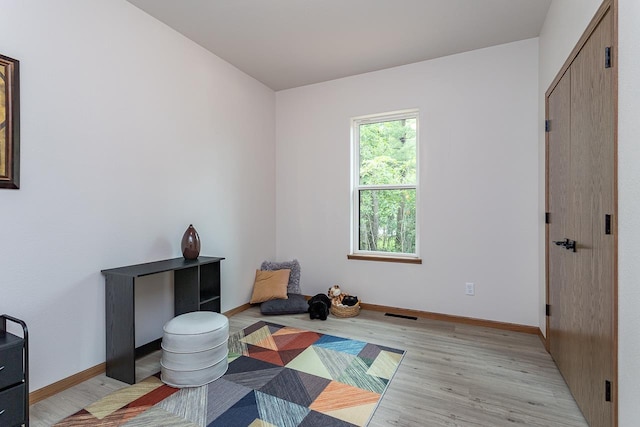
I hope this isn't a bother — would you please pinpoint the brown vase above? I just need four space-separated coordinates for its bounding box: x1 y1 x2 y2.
181 224 201 260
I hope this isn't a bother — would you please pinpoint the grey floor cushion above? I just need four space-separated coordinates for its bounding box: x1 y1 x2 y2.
260 259 301 294
260 293 308 315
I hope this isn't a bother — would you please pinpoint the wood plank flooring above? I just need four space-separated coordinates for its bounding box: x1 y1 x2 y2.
30 307 588 426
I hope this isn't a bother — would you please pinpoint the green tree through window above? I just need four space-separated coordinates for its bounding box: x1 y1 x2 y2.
353 111 418 256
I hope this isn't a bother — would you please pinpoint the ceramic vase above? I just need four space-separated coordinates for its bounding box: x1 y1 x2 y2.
181 224 201 260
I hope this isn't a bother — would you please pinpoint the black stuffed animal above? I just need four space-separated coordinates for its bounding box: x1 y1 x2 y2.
342 295 359 306
308 293 331 320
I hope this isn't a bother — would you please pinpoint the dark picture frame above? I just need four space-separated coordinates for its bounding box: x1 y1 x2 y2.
0 54 20 189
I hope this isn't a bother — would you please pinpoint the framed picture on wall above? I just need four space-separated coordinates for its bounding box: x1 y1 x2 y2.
0 53 20 189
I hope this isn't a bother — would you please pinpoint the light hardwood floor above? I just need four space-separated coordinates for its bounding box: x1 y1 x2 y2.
30 307 588 426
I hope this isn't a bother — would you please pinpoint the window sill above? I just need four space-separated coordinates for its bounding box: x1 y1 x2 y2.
347 254 422 264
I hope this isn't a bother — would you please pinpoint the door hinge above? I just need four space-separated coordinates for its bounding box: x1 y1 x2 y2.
546 304 551 316
605 380 612 402
605 214 612 235
545 120 551 132
605 47 612 68
545 212 550 224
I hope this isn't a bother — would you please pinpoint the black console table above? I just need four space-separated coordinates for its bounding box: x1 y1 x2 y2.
102 256 224 384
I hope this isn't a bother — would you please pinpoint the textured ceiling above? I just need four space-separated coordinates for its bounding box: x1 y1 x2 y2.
127 0 551 91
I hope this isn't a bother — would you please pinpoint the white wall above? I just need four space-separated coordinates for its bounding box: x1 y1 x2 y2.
537 0 603 336
0 0 276 391
618 0 640 424
276 39 539 326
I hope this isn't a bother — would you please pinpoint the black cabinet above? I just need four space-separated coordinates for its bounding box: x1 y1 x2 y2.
0 315 28 427
102 256 224 384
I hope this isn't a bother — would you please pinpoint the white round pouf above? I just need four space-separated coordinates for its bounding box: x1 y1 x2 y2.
161 311 229 388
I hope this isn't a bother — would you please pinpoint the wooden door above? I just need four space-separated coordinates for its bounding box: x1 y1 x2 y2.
546 8 615 427
547 68 573 379
570 9 615 426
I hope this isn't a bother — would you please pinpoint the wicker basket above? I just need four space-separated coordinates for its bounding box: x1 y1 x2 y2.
330 301 361 318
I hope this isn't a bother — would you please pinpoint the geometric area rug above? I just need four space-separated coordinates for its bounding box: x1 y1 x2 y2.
54 320 405 427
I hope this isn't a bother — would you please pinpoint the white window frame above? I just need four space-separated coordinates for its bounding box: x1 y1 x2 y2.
350 109 420 259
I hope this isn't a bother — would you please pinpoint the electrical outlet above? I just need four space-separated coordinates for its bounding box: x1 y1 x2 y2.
465 282 475 296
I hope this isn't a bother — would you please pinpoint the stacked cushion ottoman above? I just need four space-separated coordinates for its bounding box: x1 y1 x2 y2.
160 311 229 388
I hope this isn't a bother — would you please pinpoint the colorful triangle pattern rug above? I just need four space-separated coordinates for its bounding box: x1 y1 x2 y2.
55 320 405 427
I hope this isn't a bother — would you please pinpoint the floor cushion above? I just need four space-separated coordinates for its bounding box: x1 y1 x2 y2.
249 269 290 304
260 259 301 294
260 293 308 315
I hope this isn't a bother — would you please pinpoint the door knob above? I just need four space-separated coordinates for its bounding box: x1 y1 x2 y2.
553 238 577 252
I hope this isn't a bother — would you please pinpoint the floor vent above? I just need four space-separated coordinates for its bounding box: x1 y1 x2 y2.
385 313 418 320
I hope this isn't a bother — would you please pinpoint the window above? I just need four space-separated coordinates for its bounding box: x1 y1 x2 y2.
351 110 419 260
